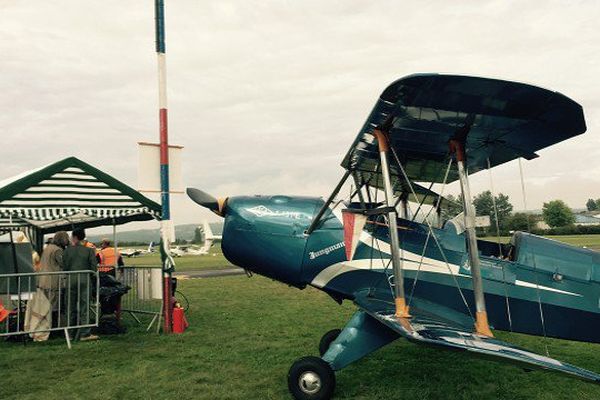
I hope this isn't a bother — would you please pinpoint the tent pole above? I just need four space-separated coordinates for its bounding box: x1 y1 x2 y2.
8 229 19 275
113 219 118 270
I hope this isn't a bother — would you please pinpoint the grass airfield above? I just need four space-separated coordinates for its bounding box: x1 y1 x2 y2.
490 234 600 250
124 245 232 271
3 275 600 400
2 235 600 399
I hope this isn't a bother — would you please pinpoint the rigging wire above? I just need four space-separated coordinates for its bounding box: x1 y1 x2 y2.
532 249 551 356
408 160 454 223
389 147 474 321
407 181 435 222
408 159 453 308
487 158 513 332
367 182 397 299
368 180 379 295
407 229 431 307
518 158 531 232
518 157 550 355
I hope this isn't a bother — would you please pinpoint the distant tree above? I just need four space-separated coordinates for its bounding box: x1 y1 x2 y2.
507 212 531 232
596 199 600 210
472 191 513 230
542 200 575 228
441 194 463 220
193 227 203 244
586 199 598 211
173 237 187 245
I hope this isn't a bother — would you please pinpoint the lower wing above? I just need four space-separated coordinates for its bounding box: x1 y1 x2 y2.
354 289 600 384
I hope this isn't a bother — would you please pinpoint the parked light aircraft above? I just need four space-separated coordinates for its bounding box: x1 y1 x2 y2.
186 221 222 255
169 222 222 256
188 74 600 399
170 246 186 257
120 241 155 258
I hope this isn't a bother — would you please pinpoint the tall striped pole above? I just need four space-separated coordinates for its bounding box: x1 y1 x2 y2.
155 0 172 334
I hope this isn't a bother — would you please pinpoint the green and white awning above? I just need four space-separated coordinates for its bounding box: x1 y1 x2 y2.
0 157 161 233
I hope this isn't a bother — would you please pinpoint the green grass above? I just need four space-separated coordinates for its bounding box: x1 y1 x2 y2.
124 245 233 272
2 275 600 400
541 235 600 250
486 234 600 250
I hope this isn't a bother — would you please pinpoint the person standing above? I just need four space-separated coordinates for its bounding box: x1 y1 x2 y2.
37 231 69 322
63 228 99 341
97 238 124 275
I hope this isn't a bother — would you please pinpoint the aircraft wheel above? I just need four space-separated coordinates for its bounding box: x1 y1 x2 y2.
318 329 341 356
288 356 336 400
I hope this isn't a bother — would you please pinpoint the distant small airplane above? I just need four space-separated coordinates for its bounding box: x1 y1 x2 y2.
120 241 155 258
186 221 222 255
170 246 185 257
169 221 222 256
188 74 600 399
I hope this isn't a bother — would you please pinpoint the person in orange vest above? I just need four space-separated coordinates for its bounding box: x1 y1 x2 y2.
97 238 124 275
81 237 97 251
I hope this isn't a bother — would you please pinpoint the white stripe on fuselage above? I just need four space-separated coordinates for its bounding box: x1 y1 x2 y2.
310 208 582 298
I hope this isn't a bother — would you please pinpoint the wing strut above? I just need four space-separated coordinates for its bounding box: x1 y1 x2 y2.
373 129 411 318
306 170 352 235
449 139 493 337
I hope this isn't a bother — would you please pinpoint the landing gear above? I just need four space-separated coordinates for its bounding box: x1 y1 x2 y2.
318 329 341 356
288 356 336 400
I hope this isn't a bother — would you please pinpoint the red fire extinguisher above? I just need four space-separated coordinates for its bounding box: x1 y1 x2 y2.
0 300 8 323
172 302 188 334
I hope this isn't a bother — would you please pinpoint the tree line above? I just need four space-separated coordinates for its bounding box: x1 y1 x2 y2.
442 191 586 236
586 199 600 211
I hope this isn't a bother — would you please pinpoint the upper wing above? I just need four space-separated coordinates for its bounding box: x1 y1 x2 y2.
354 289 600 384
342 74 586 184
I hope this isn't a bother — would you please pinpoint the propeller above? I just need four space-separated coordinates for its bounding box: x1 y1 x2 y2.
186 188 227 216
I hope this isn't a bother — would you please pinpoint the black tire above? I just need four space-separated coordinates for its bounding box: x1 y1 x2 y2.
288 356 336 400
318 329 342 357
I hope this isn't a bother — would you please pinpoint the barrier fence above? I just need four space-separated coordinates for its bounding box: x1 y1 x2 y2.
0 270 99 348
117 266 163 332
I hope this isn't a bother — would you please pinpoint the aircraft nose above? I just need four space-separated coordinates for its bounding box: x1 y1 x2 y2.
219 196 315 287
186 188 227 216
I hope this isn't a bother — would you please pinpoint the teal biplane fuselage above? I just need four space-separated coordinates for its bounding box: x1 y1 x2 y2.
222 195 600 345
222 196 600 342
188 74 600 399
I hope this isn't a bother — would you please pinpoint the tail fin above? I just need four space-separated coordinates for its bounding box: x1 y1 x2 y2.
203 221 215 240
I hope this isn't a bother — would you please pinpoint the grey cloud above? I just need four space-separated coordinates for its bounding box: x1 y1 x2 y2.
1 0 600 232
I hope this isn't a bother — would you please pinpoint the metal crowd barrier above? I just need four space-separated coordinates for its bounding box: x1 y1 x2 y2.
0 270 99 349
117 266 163 332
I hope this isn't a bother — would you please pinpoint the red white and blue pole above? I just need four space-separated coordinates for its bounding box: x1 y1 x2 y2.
155 0 173 334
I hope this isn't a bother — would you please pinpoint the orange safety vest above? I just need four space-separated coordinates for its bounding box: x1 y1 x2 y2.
83 240 96 250
98 247 120 268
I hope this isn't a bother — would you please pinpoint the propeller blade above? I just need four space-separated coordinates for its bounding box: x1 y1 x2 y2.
186 188 226 216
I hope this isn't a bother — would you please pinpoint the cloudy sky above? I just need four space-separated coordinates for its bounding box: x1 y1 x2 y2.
1 1 599 232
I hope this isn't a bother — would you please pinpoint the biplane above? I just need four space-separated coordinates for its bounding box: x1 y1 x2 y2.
188 74 600 400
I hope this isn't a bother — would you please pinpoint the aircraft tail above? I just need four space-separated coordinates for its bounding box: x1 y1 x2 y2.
198 221 217 254
203 221 215 240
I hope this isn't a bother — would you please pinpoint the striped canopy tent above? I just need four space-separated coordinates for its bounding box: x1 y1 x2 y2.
0 157 161 250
